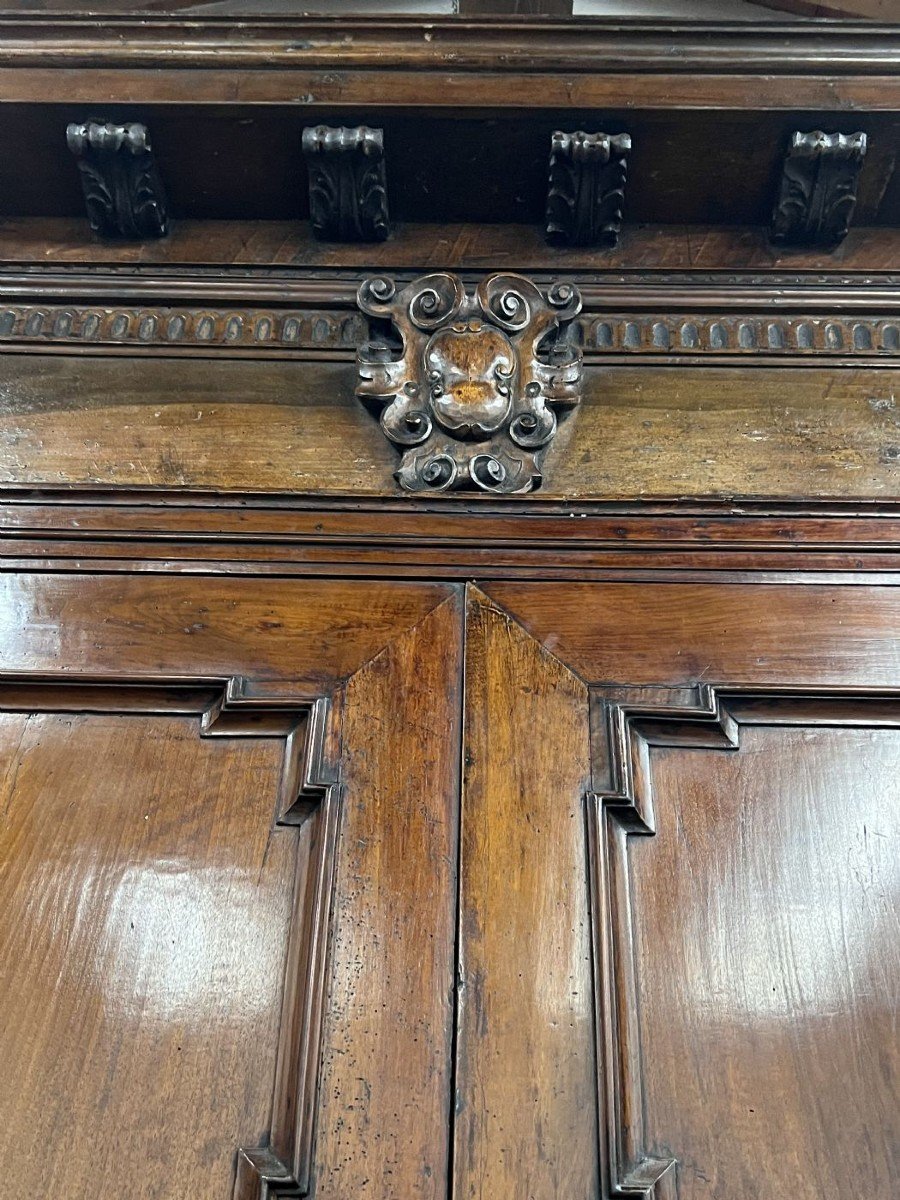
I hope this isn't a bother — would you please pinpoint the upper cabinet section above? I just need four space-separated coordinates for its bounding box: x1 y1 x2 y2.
0 16 896 238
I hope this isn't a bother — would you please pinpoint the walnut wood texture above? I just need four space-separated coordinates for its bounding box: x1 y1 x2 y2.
475 582 900 1199
482 582 900 687
0 708 297 1198
314 595 462 1198
0 221 898 270
0 355 897 500
0 574 460 1199
0 17 895 112
455 590 598 1199
632 721 898 1199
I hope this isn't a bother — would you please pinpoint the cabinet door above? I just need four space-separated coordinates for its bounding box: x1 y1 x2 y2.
0 575 462 1200
457 584 899 1200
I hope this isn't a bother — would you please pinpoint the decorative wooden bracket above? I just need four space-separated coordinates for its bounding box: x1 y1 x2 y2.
357 272 582 494
301 125 389 243
66 120 168 240
546 130 631 248
770 130 867 248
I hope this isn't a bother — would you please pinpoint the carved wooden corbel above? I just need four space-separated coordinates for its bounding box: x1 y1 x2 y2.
66 120 169 240
301 125 390 243
356 272 582 494
771 131 868 248
546 131 631 248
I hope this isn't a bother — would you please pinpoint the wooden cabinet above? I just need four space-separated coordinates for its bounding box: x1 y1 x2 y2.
0 9 897 1199
1 571 897 1198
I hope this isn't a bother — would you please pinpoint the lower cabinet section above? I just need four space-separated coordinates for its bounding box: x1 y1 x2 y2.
0 577 896 1199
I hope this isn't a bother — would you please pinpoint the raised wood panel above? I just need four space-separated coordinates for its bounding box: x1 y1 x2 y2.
1 357 897 500
455 589 598 1199
0 683 333 1199
633 720 898 1199
587 687 900 1198
0 577 462 1198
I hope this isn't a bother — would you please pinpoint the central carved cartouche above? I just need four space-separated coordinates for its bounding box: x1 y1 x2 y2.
356 272 583 494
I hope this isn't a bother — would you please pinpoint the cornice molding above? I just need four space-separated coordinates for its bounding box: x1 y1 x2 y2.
0 16 894 75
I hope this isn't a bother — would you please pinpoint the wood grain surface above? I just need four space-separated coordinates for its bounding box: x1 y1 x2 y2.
0 711 295 1198
0 356 897 500
454 589 598 1200
314 595 462 1199
633 723 899 1199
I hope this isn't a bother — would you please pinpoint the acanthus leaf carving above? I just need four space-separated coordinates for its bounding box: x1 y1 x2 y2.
356 272 582 494
770 130 868 249
546 131 631 249
66 120 169 241
302 125 390 244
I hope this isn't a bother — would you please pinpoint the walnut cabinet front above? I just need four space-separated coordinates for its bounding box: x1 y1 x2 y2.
0 572 896 1200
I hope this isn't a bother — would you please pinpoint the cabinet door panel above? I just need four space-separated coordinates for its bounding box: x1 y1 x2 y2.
633 723 899 1200
462 584 900 1200
0 711 296 1199
0 577 462 1200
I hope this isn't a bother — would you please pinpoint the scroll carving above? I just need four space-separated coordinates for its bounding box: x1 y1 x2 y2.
302 125 389 243
66 120 168 240
546 131 631 249
356 272 582 493
770 131 867 248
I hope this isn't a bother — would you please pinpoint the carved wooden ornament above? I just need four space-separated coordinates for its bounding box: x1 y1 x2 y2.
357 272 582 493
302 125 389 243
771 130 867 248
66 120 168 240
546 131 631 249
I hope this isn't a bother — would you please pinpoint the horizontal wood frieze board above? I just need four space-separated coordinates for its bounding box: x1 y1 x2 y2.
3 560 899 586
0 17 895 75
5 498 900 574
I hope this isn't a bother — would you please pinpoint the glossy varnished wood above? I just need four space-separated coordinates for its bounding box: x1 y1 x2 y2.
483 581 900 685
455 589 598 1199
314 596 462 1199
470 585 900 1199
0 574 461 1199
0 710 295 1198
633 721 898 1198
0 574 450 683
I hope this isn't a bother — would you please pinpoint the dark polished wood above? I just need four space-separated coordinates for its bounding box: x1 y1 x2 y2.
771 130 868 248
66 119 169 240
546 131 631 249
301 125 389 244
